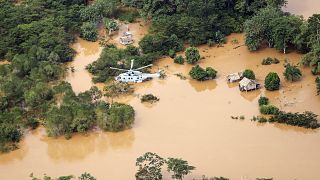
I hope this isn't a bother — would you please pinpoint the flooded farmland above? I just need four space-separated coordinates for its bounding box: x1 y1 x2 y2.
1 1 320 180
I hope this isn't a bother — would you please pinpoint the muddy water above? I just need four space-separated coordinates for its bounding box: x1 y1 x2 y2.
1 6 320 180
285 0 320 18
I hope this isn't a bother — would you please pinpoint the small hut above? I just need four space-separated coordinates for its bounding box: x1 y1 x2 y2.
227 72 243 82
120 31 133 45
239 77 260 91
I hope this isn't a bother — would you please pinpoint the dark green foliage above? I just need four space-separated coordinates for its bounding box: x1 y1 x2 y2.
88 46 159 83
185 47 200 64
261 57 280 65
141 94 159 103
100 103 135 132
115 9 140 23
174 56 184 64
258 97 269 106
136 152 165 180
270 15 303 54
243 69 256 80
259 105 280 115
136 152 195 180
189 65 207 81
139 34 183 55
205 67 218 79
265 72 280 91
269 111 320 129
166 158 195 180
244 6 282 51
301 45 320 75
316 77 320 95
80 22 98 42
202 176 229 180
283 63 302 81
31 172 96 180
80 0 119 23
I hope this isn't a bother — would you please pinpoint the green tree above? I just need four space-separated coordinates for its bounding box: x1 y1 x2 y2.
166 158 195 180
243 69 256 80
258 97 269 106
78 172 96 180
283 63 302 81
185 47 200 64
174 56 184 64
244 6 282 51
260 105 280 115
136 152 165 180
189 65 207 81
104 18 119 35
103 103 135 132
80 22 98 42
265 72 281 91
205 67 217 79
270 15 303 54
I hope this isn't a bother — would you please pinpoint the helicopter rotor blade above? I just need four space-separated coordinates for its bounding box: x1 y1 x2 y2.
133 64 153 71
110 67 129 71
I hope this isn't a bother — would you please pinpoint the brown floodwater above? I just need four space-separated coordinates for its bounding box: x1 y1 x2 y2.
1 4 320 180
284 0 320 18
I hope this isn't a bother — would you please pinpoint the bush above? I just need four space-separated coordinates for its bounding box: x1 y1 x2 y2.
189 65 217 81
104 103 135 132
265 72 280 91
168 49 176 58
258 97 269 106
80 22 98 42
185 47 200 64
243 69 255 80
205 67 217 79
269 111 320 129
283 63 302 81
141 94 159 103
207 39 215 47
262 57 280 65
259 105 279 115
174 56 184 64
189 65 207 80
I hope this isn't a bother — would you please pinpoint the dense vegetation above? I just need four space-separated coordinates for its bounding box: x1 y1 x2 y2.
189 65 217 81
0 1 136 152
283 63 302 81
242 69 256 80
270 111 320 129
135 152 195 180
264 72 280 91
185 47 200 64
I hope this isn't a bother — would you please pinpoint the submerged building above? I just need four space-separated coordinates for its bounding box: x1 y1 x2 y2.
227 72 243 82
239 77 261 91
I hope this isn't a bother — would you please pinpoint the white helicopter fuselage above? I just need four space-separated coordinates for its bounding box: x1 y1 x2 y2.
115 70 160 83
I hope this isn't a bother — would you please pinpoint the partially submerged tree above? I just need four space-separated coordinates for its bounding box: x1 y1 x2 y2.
80 22 98 42
185 47 200 64
265 72 280 91
104 82 134 102
166 158 195 180
243 69 256 80
136 152 165 180
189 65 217 81
283 63 302 81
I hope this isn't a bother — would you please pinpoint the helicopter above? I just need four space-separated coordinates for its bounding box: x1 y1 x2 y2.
110 59 161 83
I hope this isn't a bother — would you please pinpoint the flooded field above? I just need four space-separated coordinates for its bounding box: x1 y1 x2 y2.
1 2 320 180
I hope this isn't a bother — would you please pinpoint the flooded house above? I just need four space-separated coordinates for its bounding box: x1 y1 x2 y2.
120 31 133 45
227 72 243 82
239 77 261 91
